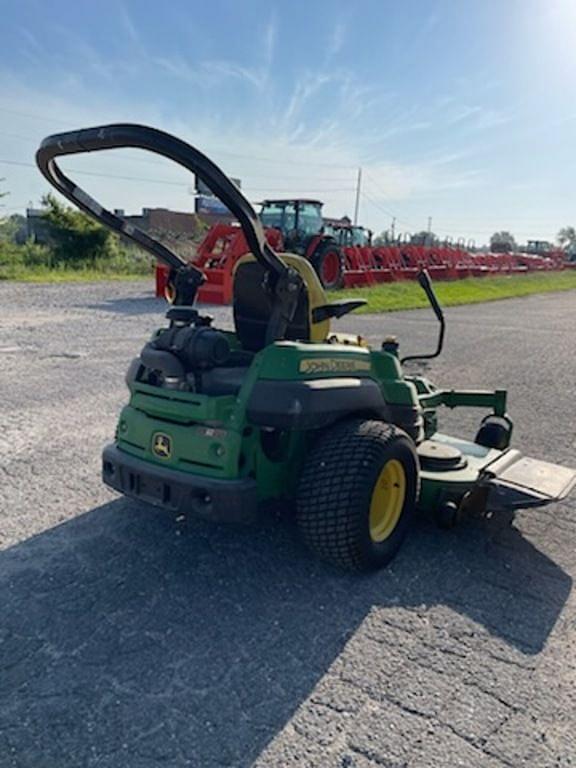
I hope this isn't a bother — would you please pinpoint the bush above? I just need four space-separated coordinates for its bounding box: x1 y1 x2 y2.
42 194 116 266
22 241 53 267
0 197 158 280
91 247 154 275
38 195 154 274
0 214 26 244
0 239 51 268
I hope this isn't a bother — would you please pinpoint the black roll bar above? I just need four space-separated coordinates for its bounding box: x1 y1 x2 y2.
35 123 288 281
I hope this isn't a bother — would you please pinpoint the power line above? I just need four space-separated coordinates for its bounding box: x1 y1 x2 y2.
362 170 411 221
1 203 28 212
0 158 354 192
0 105 73 127
0 106 356 170
359 188 398 219
362 169 565 238
0 158 187 186
359 188 415 230
0 130 357 181
246 187 355 193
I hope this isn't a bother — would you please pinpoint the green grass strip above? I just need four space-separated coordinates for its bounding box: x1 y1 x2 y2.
0 267 151 283
339 270 576 313
3 265 576 312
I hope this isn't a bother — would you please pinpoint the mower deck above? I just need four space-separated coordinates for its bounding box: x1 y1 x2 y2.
419 433 576 513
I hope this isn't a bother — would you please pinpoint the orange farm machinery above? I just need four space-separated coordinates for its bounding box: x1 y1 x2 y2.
156 221 572 304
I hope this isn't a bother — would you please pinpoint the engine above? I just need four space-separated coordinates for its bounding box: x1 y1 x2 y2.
128 307 233 392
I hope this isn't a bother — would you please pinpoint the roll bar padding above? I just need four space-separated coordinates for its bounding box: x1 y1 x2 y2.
36 123 287 278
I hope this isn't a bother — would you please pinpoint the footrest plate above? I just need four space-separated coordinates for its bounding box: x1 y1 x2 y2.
479 450 576 511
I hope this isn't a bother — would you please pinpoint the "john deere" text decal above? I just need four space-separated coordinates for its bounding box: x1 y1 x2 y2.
299 358 371 374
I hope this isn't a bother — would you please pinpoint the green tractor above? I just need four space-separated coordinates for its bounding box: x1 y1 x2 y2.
37 124 576 572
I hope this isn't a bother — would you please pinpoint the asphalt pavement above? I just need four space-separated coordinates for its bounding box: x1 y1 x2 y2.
1 280 575 767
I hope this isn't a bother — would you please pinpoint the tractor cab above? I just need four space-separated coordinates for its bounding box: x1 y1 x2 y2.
523 240 552 255
259 199 324 252
259 199 344 289
326 223 372 248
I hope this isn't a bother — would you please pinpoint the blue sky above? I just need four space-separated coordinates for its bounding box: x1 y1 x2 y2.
1 0 575 244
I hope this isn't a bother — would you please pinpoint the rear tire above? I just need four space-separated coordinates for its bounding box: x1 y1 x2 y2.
311 242 344 290
296 419 419 572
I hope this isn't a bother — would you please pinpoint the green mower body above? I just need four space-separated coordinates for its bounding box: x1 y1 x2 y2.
105 339 415 521
102 334 574 530
36 123 576 571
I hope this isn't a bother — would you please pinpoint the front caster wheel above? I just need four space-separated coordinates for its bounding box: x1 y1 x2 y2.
434 500 461 529
296 419 419 572
475 415 512 450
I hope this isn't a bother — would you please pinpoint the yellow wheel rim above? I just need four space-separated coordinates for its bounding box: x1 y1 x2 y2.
369 459 406 543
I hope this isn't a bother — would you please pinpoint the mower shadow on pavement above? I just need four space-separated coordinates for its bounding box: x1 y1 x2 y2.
86 296 167 316
0 499 570 767
87 296 229 318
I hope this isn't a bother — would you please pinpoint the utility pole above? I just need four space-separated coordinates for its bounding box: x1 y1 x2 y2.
353 167 362 225
390 216 396 241
427 216 432 234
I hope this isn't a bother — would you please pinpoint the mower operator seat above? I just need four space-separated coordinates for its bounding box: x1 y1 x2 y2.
232 253 366 352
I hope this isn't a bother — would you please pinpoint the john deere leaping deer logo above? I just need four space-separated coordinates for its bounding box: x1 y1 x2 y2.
152 433 172 459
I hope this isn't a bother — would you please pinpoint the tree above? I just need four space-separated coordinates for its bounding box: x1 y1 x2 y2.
557 226 576 248
410 230 438 246
41 194 115 266
0 178 9 221
0 213 26 243
490 231 517 253
374 230 394 245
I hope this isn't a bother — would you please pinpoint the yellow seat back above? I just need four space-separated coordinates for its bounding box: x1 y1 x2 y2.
232 253 330 351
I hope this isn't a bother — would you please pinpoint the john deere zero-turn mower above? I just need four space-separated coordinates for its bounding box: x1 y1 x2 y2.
36 125 576 571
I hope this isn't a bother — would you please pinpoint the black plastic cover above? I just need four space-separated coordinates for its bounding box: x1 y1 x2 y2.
246 378 389 430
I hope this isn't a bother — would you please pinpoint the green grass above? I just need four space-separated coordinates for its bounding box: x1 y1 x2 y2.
0 265 152 283
339 270 576 313
3 264 576 312
0 238 155 282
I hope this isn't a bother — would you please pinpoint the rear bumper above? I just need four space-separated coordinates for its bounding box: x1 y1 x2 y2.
102 444 258 523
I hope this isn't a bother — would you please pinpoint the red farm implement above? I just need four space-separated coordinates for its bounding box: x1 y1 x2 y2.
155 224 571 304
156 199 344 303
156 223 283 304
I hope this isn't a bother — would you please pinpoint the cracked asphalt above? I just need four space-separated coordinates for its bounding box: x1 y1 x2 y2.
1 279 575 767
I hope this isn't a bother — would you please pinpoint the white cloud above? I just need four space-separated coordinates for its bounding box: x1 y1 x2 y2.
200 60 268 91
0 43 491 237
152 16 276 96
263 17 277 68
446 105 483 125
119 4 140 46
327 21 346 58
